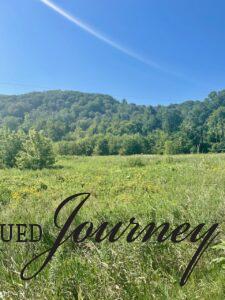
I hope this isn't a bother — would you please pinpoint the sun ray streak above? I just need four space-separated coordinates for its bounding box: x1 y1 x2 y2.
40 0 186 78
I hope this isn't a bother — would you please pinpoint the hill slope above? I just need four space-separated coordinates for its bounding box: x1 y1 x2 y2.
1 89 225 154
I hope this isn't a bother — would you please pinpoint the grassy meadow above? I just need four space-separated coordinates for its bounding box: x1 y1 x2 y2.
0 154 225 299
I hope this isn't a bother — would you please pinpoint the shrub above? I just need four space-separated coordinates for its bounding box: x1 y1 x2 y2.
211 142 225 153
72 138 95 156
119 135 145 155
93 138 109 155
125 157 146 167
0 128 25 168
16 130 55 170
0 185 11 205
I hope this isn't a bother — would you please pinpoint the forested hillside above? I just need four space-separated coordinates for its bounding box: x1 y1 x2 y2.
1 89 225 155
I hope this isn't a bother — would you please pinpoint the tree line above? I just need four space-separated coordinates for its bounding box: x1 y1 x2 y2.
0 89 225 163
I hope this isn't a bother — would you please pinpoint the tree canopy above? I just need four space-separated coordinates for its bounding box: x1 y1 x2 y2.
1 89 225 155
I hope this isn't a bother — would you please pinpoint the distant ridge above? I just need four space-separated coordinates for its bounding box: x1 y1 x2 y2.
0 89 225 153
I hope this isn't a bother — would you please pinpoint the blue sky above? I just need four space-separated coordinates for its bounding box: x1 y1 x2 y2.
0 0 225 105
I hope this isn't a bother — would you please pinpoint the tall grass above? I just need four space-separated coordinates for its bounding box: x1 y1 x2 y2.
0 154 224 299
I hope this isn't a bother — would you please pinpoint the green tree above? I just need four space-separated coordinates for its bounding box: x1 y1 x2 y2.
72 138 95 156
16 129 55 169
119 135 145 155
207 107 225 143
0 128 25 168
93 138 109 155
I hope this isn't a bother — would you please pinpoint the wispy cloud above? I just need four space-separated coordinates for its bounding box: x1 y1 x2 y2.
40 0 184 78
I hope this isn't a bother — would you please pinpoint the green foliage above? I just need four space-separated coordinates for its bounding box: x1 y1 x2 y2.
212 241 225 269
119 135 146 155
16 130 55 169
93 137 109 155
125 156 146 167
1 89 225 154
164 140 177 154
0 184 11 205
0 128 25 167
0 129 55 169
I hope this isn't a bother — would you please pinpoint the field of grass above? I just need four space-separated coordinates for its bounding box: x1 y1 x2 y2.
0 154 225 299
